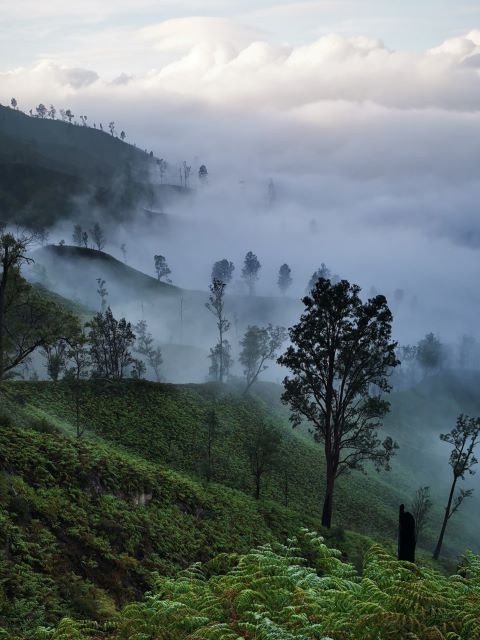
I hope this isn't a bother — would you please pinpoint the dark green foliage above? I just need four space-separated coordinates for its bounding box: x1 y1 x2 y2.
87 308 135 379
37 532 480 640
279 278 399 527
0 104 155 228
2 381 405 542
0 419 356 636
239 324 287 394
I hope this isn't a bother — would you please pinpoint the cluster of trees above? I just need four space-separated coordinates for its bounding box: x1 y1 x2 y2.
8 97 128 140
72 223 106 251
205 276 287 391
0 229 79 382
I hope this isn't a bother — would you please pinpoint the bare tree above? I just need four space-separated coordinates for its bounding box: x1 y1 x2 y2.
411 486 432 544
206 279 230 383
433 415 480 560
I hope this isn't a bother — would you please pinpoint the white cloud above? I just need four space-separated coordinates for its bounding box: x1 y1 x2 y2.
4 24 480 338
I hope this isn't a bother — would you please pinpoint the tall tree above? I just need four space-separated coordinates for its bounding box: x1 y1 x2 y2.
242 251 261 296
154 255 171 282
433 415 480 560
278 278 399 527
198 164 208 182
417 332 444 375
81 231 89 248
72 224 83 247
88 307 135 379
10 98 17 110
120 243 127 263
48 104 56 120
211 259 234 286
246 420 282 499
278 263 292 295
208 342 232 382
90 223 106 251
239 324 287 395
133 319 162 382
206 279 231 383
65 329 91 437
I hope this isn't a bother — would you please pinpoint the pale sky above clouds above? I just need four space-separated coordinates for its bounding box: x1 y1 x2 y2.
1 0 480 73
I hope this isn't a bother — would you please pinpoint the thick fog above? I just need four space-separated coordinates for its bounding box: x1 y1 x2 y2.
6 24 480 365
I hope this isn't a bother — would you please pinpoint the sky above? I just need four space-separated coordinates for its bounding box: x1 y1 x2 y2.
2 1 480 343
2 0 480 73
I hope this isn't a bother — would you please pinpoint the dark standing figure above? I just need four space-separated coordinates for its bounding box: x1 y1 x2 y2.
398 504 416 563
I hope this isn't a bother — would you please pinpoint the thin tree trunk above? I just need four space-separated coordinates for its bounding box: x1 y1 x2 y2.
433 476 457 560
321 471 335 528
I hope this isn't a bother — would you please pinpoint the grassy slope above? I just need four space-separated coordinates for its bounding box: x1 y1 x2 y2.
0 409 371 634
7 376 478 558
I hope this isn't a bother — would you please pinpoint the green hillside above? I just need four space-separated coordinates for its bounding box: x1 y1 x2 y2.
4 375 478 558
0 105 182 227
0 403 376 636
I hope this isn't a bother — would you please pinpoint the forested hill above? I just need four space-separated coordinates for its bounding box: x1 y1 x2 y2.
0 104 164 227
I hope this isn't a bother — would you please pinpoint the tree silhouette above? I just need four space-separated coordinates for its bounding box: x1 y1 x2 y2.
278 278 399 527
278 263 292 295
433 415 480 560
242 251 261 296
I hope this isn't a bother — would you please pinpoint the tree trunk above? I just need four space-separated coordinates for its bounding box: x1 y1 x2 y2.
321 472 335 528
255 473 261 500
433 476 457 560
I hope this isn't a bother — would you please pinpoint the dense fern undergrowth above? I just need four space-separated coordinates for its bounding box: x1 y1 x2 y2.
13 531 480 640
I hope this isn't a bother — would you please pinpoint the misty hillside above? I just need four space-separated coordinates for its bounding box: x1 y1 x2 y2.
0 105 190 228
30 244 303 381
